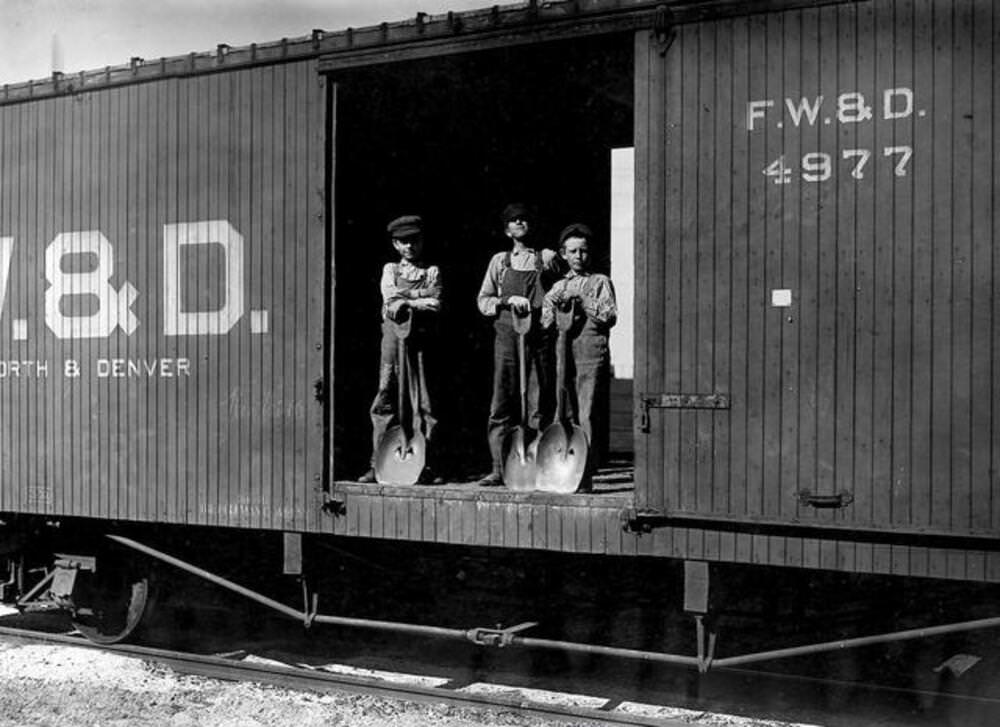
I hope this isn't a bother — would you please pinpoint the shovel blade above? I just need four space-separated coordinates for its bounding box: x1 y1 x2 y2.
503 427 537 491
374 426 426 485
536 423 588 493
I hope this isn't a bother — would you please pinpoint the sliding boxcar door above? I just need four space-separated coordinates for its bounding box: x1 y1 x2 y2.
634 1 999 542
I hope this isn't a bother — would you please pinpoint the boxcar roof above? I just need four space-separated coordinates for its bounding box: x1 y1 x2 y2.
0 0 850 105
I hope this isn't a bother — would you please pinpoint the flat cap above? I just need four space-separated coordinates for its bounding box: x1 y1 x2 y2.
501 202 532 224
387 215 423 238
558 222 594 245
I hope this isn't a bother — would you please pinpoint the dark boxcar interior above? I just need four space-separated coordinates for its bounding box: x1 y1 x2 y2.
333 34 634 480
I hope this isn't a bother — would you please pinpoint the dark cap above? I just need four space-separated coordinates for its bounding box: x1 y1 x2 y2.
558 222 594 245
386 215 423 239
501 202 532 224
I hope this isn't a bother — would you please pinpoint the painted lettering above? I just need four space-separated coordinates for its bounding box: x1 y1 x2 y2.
835 92 874 123
44 231 139 339
96 357 192 378
0 237 12 318
883 87 913 120
163 221 245 336
0 360 48 378
747 99 774 131
784 96 823 127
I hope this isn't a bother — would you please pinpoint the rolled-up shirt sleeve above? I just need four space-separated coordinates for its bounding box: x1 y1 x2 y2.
582 274 617 327
422 265 442 302
541 280 565 329
476 254 504 317
380 263 403 305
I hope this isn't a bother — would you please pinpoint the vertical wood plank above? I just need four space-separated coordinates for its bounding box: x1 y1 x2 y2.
531 504 547 550
858 0 882 532
421 498 435 542
796 9 821 528
969 0 994 533
713 17 734 521
948 0 974 537
929 0 954 532
729 15 750 523
910 0 934 530
503 503 517 548
634 30 668 512
778 10 802 524
761 9 785 521
890 0 915 530
693 21 718 516
677 23 699 514
408 496 422 542
661 28 682 513
745 12 768 520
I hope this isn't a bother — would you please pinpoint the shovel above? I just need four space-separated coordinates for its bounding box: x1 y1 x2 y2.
503 311 538 491
536 302 588 493
374 310 426 485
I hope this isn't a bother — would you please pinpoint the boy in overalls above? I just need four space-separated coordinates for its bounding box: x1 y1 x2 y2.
476 203 561 487
359 215 443 484
541 223 617 489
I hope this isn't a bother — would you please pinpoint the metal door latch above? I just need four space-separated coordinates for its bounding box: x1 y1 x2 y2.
639 393 731 432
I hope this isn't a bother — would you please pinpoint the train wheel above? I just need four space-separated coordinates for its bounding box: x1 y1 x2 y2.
71 564 153 645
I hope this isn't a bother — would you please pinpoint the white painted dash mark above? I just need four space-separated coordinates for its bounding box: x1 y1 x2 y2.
250 309 269 334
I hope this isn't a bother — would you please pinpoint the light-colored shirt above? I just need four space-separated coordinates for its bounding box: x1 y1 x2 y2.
541 271 617 330
476 247 560 317
380 260 441 319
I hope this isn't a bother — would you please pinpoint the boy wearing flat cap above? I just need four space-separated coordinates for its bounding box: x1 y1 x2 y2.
476 202 561 487
542 223 617 489
359 215 443 484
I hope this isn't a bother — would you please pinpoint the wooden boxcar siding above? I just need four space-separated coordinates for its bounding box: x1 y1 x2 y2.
0 62 327 531
637 0 998 540
327 484 1000 581
329 485 639 555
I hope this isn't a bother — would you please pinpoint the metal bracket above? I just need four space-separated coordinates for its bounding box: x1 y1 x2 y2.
694 615 717 673
622 507 667 533
653 5 676 56
301 579 319 628
17 554 97 611
0 561 18 602
640 393 730 432
466 621 538 647
322 497 346 516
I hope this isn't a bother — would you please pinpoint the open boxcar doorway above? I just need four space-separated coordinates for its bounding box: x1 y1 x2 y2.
331 33 634 483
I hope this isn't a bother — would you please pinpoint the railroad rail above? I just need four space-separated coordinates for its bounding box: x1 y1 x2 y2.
0 625 687 727
1 621 998 726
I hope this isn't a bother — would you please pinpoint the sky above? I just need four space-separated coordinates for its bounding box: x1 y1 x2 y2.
0 0 490 84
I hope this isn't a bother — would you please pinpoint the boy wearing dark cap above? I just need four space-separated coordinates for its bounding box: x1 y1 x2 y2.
541 223 617 489
359 215 443 484
476 203 561 487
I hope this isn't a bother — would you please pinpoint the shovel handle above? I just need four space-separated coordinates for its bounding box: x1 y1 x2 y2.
555 300 577 331
512 310 532 335
390 310 414 339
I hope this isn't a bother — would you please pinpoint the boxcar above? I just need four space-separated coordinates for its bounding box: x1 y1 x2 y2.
0 0 998 658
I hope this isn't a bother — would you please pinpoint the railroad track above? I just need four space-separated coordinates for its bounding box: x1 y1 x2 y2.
0 624 704 727
2 620 998 726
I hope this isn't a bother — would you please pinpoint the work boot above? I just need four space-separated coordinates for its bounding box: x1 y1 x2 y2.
357 468 377 484
477 472 504 487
